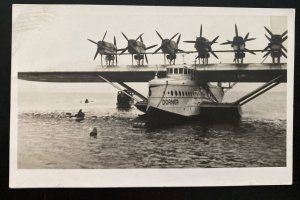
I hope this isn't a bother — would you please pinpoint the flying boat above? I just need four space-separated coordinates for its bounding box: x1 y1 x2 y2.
18 25 289 128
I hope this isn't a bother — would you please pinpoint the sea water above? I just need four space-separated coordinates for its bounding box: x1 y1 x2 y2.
17 83 287 169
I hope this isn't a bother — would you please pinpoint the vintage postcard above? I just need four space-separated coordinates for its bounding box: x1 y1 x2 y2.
10 5 294 187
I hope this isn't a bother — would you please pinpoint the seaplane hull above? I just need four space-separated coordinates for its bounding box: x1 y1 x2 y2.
147 84 212 117
145 65 228 126
146 101 242 127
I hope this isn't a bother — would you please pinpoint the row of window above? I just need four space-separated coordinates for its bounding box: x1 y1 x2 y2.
167 68 194 75
166 90 206 97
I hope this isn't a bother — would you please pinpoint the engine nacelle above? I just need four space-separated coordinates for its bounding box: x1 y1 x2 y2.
166 54 177 60
134 54 144 60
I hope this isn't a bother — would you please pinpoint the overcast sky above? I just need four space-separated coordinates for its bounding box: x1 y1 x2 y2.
13 5 290 93
12 5 288 69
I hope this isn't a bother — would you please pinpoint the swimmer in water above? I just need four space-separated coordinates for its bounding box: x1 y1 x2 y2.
90 127 97 137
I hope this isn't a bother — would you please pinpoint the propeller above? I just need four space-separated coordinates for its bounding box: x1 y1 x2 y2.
282 35 288 42
262 26 288 59
221 24 256 49
87 38 100 60
102 30 107 41
235 24 238 36
244 32 249 40
146 44 158 50
265 34 271 41
184 25 219 60
263 51 271 58
264 26 273 37
114 36 117 64
121 32 129 41
244 32 256 42
177 34 181 45
282 51 287 58
156 30 163 40
93 50 98 60
221 40 233 45
87 39 97 45
87 31 110 61
211 51 219 59
153 46 162 54
244 48 256 55
119 33 144 55
170 32 179 41
210 36 219 44
140 34 157 50
200 24 202 37
153 31 179 54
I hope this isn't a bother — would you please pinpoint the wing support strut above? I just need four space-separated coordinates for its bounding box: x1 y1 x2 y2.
117 82 147 101
97 75 140 101
234 76 283 106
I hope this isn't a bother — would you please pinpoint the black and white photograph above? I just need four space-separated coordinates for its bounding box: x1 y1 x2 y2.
10 5 294 187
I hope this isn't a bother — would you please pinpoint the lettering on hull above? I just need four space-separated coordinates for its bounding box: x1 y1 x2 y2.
162 99 179 105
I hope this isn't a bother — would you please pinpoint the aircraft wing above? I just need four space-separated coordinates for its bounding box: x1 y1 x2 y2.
18 63 287 83
118 52 182 55
18 65 165 83
185 50 268 53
